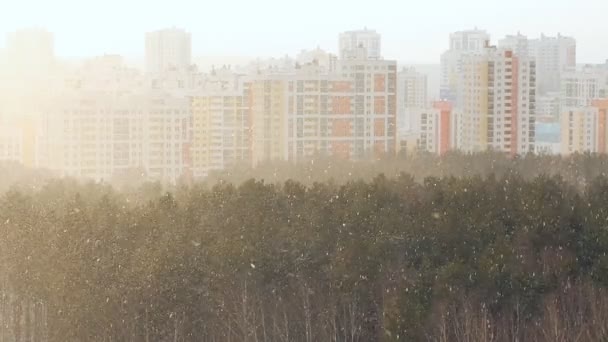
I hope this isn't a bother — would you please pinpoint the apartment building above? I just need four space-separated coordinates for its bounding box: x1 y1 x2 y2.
191 88 252 178
247 73 290 165
560 99 608 154
561 64 608 108
397 67 428 130
440 29 491 103
414 101 455 155
0 126 23 164
145 28 192 74
5 28 55 77
530 34 576 95
336 54 398 158
456 47 536 155
41 92 192 183
339 29 382 60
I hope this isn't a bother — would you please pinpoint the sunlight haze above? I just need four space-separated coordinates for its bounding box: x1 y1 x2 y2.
1 0 607 63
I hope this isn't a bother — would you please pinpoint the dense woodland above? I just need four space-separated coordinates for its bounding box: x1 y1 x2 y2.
3 153 608 341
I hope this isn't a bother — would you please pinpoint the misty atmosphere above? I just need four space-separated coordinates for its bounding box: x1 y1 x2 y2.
2 0 608 340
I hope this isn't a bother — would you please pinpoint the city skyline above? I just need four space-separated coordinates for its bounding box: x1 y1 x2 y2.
0 0 607 63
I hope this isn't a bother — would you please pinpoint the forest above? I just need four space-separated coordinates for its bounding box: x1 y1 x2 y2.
3 152 608 341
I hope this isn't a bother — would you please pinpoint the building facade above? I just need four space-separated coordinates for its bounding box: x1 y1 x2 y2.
397 67 428 130
456 47 536 155
191 89 252 178
561 64 608 108
531 34 576 95
440 29 491 103
145 28 192 74
414 101 455 155
42 92 192 183
339 29 382 60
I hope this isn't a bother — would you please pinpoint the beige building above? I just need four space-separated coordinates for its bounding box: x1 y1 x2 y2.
560 99 608 154
41 92 192 183
248 74 289 165
456 46 536 155
191 89 252 178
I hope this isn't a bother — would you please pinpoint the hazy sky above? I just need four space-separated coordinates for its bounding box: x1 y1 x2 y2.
0 0 606 63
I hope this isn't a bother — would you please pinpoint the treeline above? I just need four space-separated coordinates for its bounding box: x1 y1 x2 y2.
2 154 608 340
208 151 608 189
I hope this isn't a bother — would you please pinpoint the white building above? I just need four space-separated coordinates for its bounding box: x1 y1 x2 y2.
145 28 192 74
63 55 146 95
530 34 576 95
339 29 382 60
296 47 338 73
0 126 23 164
397 67 428 130
456 47 536 155
41 92 192 183
560 107 600 154
191 87 252 178
561 64 608 108
440 29 491 103
536 92 561 120
498 33 530 57
336 54 398 157
5 28 55 77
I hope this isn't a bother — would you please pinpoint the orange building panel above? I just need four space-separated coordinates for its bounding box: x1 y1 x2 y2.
332 119 352 137
374 97 386 114
332 97 352 114
331 81 352 92
510 57 519 157
331 142 351 159
374 74 386 92
434 100 453 155
594 100 608 153
374 119 385 136
374 141 386 155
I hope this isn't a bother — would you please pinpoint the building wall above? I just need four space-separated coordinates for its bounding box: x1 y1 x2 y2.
397 68 428 130
531 34 576 95
42 93 192 183
561 65 608 108
0 126 23 164
249 76 289 165
457 47 536 155
145 28 192 74
191 91 251 178
560 107 599 154
337 58 398 158
440 29 490 103
339 29 381 60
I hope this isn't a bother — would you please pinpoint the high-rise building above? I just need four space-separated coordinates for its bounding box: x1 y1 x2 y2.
339 29 381 60
145 28 192 74
560 100 608 154
440 29 491 103
248 74 290 165
191 88 252 178
560 107 598 154
414 101 455 155
0 126 23 164
286 61 397 162
561 64 608 108
296 47 338 74
5 28 55 76
286 64 355 161
41 92 192 183
456 47 536 155
397 67 428 130
530 34 576 95
536 92 561 120
498 33 530 57
336 55 397 158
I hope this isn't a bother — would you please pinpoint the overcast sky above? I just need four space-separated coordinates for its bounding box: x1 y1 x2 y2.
0 0 606 64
